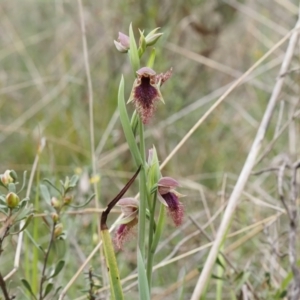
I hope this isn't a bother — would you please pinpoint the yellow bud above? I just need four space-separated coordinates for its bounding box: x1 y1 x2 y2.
1 170 14 186
63 195 73 205
51 197 60 208
51 212 59 222
92 233 99 244
6 192 20 208
54 223 63 238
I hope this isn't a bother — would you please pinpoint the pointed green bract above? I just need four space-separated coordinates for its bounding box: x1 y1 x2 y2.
147 48 156 69
118 76 142 167
138 29 146 58
137 248 151 300
128 24 140 73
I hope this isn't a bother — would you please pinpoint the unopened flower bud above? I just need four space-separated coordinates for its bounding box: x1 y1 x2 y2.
1 170 14 186
51 212 59 222
144 28 163 46
63 195 73 205
54 223 63 238
114 32 130 53
93 233 99 244
51 197 60 208
6 192 20 208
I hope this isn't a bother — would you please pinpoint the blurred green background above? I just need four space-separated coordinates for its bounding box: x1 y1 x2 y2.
1 0 299 299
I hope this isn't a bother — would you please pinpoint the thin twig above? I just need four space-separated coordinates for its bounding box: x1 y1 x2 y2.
38 221 57 300
252 167 281 176
277 163 292 220
288 161 300 299
0 272 12 300
87 268 96 300
189 216 261 300
4 138 45 281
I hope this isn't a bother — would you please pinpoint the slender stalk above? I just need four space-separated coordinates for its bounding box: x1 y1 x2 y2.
0 272 11 300
137 118 147 259
216 252 225 300
32 161 40 294
146 191 157 289
39 221 57 300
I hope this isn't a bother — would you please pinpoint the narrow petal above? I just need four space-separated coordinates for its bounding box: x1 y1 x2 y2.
117 198 139 207
161 192 184 226
158 177 179 195
116 211 137 225
114 218 138 250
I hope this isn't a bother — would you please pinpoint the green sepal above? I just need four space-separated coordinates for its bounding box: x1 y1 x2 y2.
147 48 156 69
128 23 140 73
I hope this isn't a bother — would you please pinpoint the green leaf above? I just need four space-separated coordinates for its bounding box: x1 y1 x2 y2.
147 48 156 69
25 229 46 254
17 171 27 194
216 256 225 270
68 193 95 208
279 290 287 298
118 76 142 166
10 214 33 234
15 206 34 222
211 274 226 280
281 271 293 290
234 271 251 292
9 170 18 181
21 279 37 300
43 283 54 298
137 248 150 300
0 195 6 204
43 179 62 195
128 23 140 72
8 183 16 193
130 110 139 136
69 175 79 187
48 260 65 279
101 229 124 300
40 184 51 206
53 286 62 297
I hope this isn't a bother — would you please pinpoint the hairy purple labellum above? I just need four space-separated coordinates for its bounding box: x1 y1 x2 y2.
158 176 184 226
128 67 172 124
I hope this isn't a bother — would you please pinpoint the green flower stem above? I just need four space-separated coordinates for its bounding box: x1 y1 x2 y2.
101 229 124 300
146 191 157 289
138 118 147 259
151 203 165 252
216 252 225 300
31 159 40 295
146 202 166 289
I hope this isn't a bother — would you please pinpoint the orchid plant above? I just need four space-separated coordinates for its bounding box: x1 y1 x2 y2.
100 25 185 299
